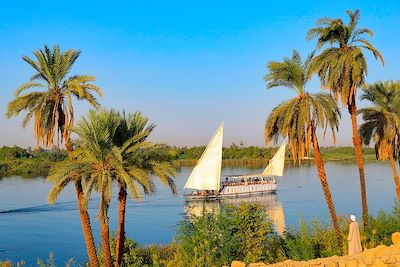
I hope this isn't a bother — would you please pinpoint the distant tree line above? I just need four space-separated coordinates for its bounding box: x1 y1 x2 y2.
170 144 376 161
0 146 67 162
0 144 377 164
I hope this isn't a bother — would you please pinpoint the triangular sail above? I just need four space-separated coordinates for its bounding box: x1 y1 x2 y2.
184 122 224 191
262 140 287 177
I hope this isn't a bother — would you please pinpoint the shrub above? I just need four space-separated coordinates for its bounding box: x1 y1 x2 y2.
169 202 275 266
364 203 400 248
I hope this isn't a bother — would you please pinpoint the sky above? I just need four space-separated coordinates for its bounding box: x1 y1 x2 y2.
1 0 399 148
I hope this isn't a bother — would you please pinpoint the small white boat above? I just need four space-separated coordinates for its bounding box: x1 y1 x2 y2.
184 122 287 200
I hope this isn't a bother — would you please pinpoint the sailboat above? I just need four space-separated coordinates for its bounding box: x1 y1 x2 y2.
184 122 287 200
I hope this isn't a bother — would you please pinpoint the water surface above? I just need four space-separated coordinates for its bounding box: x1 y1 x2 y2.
0 161 397 264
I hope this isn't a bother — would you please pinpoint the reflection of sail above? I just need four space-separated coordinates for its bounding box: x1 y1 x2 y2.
184 194 285 235
184 201 220 217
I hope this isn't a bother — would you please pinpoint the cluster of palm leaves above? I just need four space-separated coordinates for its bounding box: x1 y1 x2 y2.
48 109 176 267
359 81 400 201
6 46 103 149
264 9 386 250
6 45 176 267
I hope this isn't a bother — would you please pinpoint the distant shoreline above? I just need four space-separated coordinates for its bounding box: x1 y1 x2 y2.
0 155 379 178
176 155 378 166
0 145 379 177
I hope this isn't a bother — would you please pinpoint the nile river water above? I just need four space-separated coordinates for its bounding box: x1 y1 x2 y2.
0 161 397 264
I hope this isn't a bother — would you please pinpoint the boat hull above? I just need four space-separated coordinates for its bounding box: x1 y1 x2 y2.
185 182 277 201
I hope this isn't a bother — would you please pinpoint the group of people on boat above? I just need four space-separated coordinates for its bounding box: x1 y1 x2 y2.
221 176 275 188
190 176 276 197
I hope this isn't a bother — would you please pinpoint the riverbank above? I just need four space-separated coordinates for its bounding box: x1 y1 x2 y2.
1 202 399 267
1 162 397 264
176 155 378 167
0 160 54 177
231 232 400 267
0 145 378 177
0 156 378 177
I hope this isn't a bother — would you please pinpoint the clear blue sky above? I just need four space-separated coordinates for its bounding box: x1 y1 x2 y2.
1 0 399 147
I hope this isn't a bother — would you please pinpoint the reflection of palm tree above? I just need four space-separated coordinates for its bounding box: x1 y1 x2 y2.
7 45 102 267
359 81 400 201
264 50 343 247
307 10 384 225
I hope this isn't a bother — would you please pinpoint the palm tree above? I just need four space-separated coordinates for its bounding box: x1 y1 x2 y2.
307 10 384 226
113 111 177 267
359 81 400 201
264 50 343 248
6 45 103 267
49 110 121 267
48 109 177 267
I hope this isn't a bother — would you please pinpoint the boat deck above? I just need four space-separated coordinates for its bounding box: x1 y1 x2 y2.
185 181 277 200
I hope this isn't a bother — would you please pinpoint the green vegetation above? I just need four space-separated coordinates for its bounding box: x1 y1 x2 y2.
48 109 177 267
104 202 400 267
359 81 400 201
0 145 378 177
169 203 271 266
2 202 400 266
173 145 377 163
6 45 103 149
0 146 66 177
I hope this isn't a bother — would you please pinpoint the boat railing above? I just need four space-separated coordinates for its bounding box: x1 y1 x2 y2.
221 179 274 188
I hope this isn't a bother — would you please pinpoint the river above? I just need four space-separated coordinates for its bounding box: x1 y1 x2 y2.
0 161 397 264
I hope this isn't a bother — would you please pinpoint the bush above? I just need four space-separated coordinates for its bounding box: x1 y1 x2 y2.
97 232 177 267
169 206 229 266
0 253 76 267
0 146 31 160
364 203 400 248
282 218 341 261
169 202 275 266
3 203 400 267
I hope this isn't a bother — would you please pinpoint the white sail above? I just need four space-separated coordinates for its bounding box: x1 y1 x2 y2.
262 140 287 177
184 122 224 191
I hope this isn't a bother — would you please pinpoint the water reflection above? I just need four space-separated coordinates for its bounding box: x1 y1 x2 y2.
184 193 285 234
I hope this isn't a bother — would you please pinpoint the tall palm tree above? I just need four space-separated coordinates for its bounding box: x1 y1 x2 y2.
112 111 177 267
264 50 343 248
359 81 400 201
48 109 177 267
49 110 121 267
307 10 384 226
6 45 103 267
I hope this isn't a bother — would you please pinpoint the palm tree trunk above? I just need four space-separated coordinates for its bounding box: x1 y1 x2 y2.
349 101 369 226
74 180 100 267
389 151 400 201
100 214 112 267
115 183 127 267
66 140 99 267
312 130 344 249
